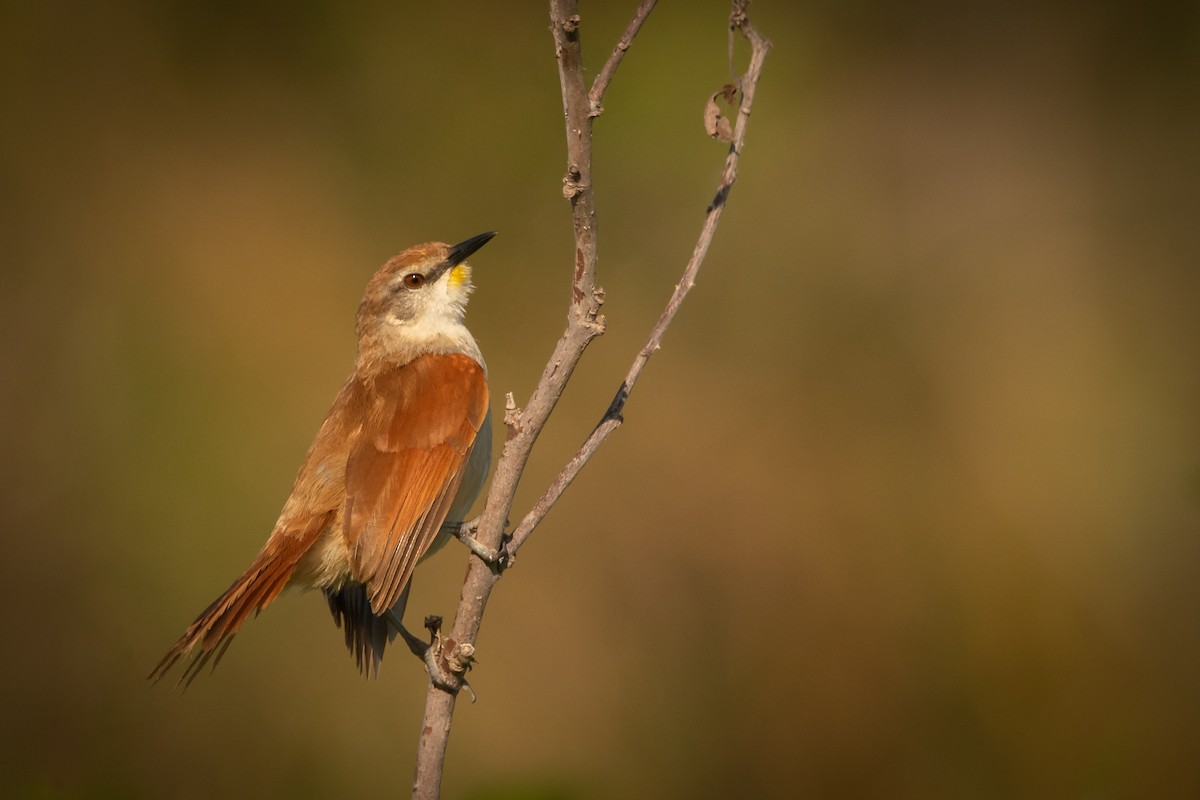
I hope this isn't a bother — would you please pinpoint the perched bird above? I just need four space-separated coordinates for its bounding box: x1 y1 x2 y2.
150 232 496 686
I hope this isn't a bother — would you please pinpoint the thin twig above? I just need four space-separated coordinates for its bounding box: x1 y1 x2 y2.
509 8 772 556
588 0 658 116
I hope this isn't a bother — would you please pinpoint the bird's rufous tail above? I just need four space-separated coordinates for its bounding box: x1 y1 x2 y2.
149 513 332 688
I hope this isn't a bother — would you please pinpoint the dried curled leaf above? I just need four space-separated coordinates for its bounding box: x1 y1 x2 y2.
704 83 739 142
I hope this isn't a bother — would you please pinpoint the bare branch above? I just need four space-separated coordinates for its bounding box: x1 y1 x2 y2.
588 0 658 116
411 4 769 797
508 7 772 556
411 3 648 796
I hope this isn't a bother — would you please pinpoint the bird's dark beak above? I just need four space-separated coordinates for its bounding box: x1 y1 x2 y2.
427 231 496 284
446 231 497 268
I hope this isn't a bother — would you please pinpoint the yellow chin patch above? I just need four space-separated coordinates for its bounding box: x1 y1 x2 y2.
448 263 471 287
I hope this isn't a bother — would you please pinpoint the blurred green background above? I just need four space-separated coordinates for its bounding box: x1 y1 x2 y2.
2 1 1198 797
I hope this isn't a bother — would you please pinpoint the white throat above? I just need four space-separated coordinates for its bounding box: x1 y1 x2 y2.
363 310 485 371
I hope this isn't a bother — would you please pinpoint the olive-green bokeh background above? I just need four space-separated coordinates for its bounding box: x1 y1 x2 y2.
2 2 1198 798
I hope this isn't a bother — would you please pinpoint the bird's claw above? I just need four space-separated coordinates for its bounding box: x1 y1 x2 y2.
447 517 513 572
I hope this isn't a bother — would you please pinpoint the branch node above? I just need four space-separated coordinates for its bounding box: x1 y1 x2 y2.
503 392 522 431
562 178 586 200
588 314 606 337
445 641 476 675
730 0 749 29
562 165 585 199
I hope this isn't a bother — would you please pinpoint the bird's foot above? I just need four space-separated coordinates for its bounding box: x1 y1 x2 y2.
446 517 513 572
386 611 476 700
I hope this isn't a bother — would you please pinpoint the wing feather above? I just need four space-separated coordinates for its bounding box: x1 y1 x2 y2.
344 353 488 613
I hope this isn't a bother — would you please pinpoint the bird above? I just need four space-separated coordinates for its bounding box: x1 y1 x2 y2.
150 232 496 687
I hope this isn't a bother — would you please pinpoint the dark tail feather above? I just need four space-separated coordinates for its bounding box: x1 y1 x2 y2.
325 582 406 677
149 515 331 688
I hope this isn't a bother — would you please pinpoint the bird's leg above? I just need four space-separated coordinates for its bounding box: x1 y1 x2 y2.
385 609 429 659
444 517 513 571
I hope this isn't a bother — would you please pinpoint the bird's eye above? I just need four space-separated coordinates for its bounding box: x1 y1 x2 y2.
402 273 426 289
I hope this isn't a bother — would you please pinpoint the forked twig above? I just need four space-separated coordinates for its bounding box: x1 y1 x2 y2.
509 5 771 555
410 4 770 797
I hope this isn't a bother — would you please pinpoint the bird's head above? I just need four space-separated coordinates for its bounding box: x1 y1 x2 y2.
355 232 496 351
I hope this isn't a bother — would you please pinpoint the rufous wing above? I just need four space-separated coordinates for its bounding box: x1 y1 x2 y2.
344 352 489 613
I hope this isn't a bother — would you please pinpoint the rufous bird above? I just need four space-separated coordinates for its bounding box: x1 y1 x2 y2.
150 232 496 686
